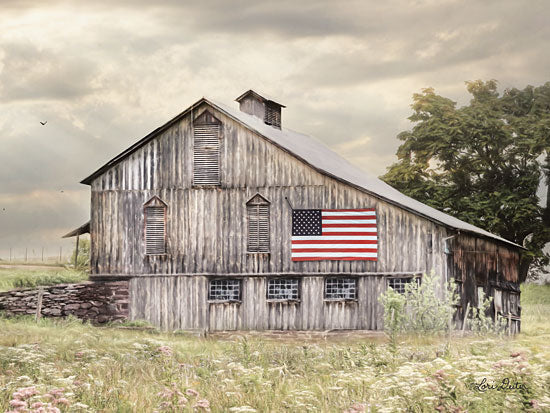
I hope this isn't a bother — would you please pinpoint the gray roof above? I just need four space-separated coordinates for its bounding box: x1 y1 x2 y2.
81 97 522 249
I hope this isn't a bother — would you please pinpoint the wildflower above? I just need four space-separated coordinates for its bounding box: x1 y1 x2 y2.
194 399 210 411
55 397 70 406
9 399 27 408
344 402 366 413
158 346 173 356
75 351 84 359
186 388 199 397
31 402 44 408
49 388 65 398
433 369 446 381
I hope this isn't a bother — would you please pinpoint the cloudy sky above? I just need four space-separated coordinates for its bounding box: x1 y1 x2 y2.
1 0 549 260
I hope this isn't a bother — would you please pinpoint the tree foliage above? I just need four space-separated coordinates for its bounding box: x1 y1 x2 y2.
382 80 550 281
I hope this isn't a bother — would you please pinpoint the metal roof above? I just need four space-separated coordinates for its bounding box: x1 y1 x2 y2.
80 97 523 249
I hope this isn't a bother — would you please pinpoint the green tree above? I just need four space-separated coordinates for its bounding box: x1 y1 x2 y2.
382 80 550 281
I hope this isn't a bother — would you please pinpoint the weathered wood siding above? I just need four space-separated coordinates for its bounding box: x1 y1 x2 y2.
129 275 386 331
90 103 448 278
447 233 521 331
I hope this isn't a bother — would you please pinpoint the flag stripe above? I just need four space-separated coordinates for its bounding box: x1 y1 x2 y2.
292 252 378 258
292 235 377 241
322 223 377 228
322 217 376 222
291 240 377 245
292 257 378 261
322 210 375 215
291 243 377 248
322 228 377 233
292 248 378 253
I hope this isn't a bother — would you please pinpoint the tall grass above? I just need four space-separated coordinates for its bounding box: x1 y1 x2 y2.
0 282 548 412
0 268 88 292
0 289 549 412
520 283 550 335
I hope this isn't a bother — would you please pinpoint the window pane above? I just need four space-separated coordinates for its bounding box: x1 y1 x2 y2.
209 279 241 301
324 278 357 300
387 277 418 294
267 279 299 300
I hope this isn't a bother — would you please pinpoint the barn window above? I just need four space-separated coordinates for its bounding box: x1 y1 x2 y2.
324 277 357 300
144 196 167 255
193 117 221 186
387 277 419 294
208 279 241 302
246 194 270 253
267 278 299 300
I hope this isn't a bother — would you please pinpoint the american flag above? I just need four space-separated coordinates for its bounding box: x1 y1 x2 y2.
291 209 377 261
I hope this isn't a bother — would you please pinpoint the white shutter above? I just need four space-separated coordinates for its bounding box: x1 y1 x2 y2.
145 206 165 254
193 124 220 185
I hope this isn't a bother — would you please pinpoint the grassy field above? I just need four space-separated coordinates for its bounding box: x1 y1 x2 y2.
0 271 549 412
0 267 88 292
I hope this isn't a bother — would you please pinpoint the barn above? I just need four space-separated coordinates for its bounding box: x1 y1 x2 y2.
74 90 522 332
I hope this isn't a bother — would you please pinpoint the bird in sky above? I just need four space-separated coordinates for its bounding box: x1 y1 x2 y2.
40 121 47 125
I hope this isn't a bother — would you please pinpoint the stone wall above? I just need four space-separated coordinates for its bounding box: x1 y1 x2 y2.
0 281 129 324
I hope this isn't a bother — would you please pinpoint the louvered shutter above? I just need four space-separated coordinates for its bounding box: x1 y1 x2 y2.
193 124 220 185
264 103 281 128
247 203 270 252
145 206 165 254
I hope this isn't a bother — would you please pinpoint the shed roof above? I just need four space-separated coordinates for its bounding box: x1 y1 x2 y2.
235 90 286 107
62 221 90 238
80 97 522 249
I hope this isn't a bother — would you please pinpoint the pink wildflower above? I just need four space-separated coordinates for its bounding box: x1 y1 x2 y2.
158 346 173 356
31 402 44 408
433 369 446 381
49 388 64 398
75 351 84 359
13 386 39 400
193 399 210 411
345 402 366 413
54 397 70 406
9 399 27 408
186 389 199 397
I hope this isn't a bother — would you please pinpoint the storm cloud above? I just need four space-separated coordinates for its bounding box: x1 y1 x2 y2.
1 0 548 258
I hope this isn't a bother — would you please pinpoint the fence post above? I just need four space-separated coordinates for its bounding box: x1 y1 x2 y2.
35 288 44 321
462 302 470 336
74 235 80 268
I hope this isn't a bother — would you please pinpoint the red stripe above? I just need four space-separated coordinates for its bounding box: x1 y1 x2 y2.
292 240 377 244
324 208 376 211
292 257 378 261
320 232 376 236
322 223 377 228
322 216 375 220
292 248 378 253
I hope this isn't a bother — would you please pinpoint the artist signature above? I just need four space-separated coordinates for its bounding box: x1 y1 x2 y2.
469 377 528 392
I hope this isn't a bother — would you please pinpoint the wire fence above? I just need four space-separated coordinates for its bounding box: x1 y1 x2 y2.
0 247 71 266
